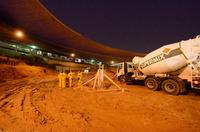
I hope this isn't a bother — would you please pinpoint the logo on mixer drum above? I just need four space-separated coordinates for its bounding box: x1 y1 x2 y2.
140 54 165 69
139 48 183 69
162 48 171 54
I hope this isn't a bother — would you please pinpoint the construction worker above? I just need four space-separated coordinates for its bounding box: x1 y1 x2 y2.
58 72 63 88
58 71 67 88
68 71 74 88
77 72 83 87
61 72 67 88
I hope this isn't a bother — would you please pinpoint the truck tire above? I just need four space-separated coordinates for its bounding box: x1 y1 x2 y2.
118 75 126 83
144 77 159 91
161 78 180 95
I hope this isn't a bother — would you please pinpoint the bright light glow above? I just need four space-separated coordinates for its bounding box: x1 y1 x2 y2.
12 45 17 48
110 61 115 64
70 53 75 57
30 45 37 49
37 51 42 55
194 80 199 84
91 59 95 62
47 53 52 57
75 58 81 63
98 62 102 65
15 30 24 38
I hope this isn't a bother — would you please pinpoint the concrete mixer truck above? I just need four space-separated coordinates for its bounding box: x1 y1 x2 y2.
126 35 200 95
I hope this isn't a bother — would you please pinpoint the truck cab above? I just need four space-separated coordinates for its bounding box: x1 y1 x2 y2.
112 62 135 83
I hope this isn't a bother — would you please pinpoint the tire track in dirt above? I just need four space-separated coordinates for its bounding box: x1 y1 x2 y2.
1 74 200 131
20 94 26 111
46 86 93 131
0 77 54 117
26 79 57 127
0 86 24 110
0 78 56 131
29 95 49 125
0 82 30 111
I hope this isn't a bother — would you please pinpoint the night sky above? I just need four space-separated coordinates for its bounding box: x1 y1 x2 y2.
40 0 200 53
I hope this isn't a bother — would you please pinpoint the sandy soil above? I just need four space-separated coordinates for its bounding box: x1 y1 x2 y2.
0 63 55 82
0 64 200 132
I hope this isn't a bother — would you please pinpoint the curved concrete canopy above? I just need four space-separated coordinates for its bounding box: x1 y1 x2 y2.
0 0 144 61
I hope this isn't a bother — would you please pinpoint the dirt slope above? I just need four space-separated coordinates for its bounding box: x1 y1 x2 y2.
0 63 55 82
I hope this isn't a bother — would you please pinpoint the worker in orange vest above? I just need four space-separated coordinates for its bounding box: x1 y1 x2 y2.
68 71 74 88
77 72 83 87
58 71 67 88
61 72 67 88
58 72 63 88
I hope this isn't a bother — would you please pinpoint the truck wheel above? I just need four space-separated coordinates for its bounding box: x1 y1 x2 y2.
118 75 126 83
144 77 159 91
161 79 180 95
126 76 133 85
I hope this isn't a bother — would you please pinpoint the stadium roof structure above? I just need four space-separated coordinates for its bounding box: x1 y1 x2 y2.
0 0 144 61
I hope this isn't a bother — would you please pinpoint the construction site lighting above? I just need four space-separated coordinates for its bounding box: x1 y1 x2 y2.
110 61 115 64
15 30 24 38
30 45 37 49
70 53 75 57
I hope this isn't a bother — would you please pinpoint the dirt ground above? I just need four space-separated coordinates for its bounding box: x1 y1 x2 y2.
0 64 200 132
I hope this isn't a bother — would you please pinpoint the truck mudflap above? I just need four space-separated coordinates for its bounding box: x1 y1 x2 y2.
191 76 200 89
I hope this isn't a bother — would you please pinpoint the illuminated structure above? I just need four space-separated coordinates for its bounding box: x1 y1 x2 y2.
0 0 144 63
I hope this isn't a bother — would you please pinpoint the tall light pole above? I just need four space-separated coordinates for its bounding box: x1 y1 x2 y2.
110 60 115 65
